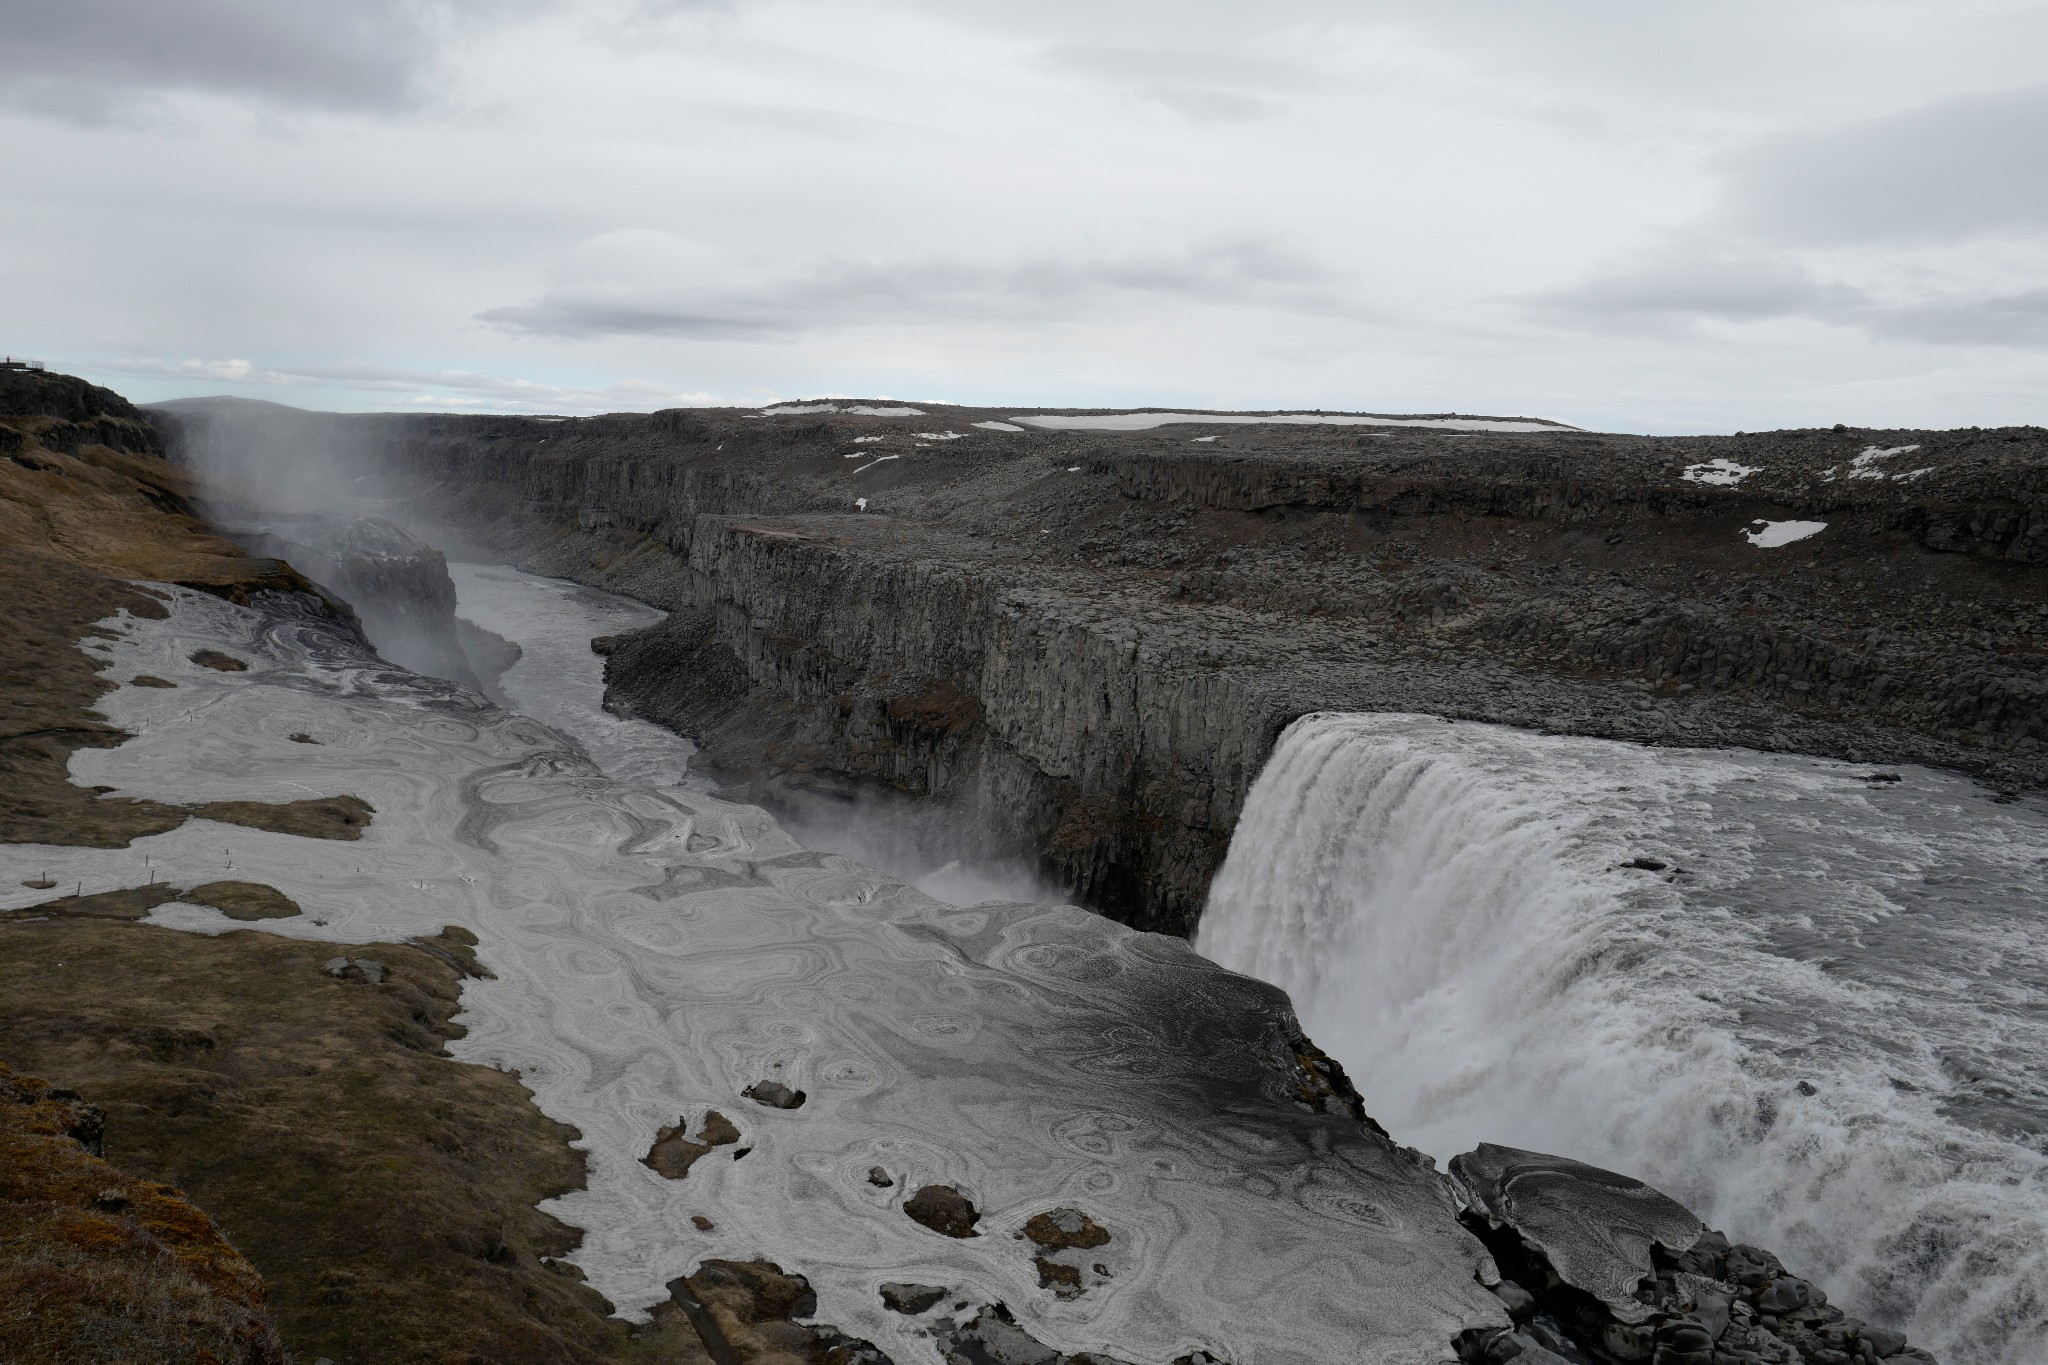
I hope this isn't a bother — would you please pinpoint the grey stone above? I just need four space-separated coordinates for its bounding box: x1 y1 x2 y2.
1489 1278 1537 1320
1450 1143 1703 1323
1756 1278 1814 1315
878 1282 947 1314
744 1079 805 1109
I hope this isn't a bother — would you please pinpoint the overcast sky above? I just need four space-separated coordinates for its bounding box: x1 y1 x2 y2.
4 0 2045 431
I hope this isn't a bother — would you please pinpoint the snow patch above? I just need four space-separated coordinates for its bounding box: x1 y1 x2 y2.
1682 458 1759 487
757 403 925 417
851 435 885 444
1008 411 1571 434
1744 519 1827 548
1191 436 1220 443
849 455 900 475
854 497 868 511
1848 444 1920 480
972 421 1025 432
916 431 965 441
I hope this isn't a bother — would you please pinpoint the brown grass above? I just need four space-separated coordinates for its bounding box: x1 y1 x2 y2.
0 918 709 1365
0 411 376 850
0 1060 284 1365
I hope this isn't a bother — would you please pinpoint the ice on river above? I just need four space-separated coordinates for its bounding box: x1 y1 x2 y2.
1200 713 2048 1365
449 562 702 790
0 593 1504 1365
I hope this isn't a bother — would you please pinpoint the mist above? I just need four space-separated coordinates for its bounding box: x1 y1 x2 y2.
151 395 514 694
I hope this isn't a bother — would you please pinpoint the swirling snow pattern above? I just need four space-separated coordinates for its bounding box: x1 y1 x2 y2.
0 592 1503 1365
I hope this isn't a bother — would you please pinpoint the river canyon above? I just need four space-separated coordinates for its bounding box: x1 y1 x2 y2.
5 367 2043 1364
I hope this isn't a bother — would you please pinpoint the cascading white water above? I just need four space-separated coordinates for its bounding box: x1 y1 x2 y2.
1199 712 2048 1365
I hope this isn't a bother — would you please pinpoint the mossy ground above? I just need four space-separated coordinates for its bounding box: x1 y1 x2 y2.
0 917 709 1365
0 1060 283 1365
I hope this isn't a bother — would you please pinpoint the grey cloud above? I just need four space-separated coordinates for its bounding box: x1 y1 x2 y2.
1529 251 1864 331
0 0 509 120
91 355 722 412
1037 43 1316 122
1728 84 2048 245
1139 87 1283 124
1533 250 2048 349
1862 289 2048 349
480 238 1363 341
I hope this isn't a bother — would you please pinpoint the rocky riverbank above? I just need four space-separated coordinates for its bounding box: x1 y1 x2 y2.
153 397 2048 935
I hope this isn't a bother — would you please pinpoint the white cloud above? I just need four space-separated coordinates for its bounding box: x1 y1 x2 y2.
92 355 726 413
3 0 2046 430
480 233 1365 340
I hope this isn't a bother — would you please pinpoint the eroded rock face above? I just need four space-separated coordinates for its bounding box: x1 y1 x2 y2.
1448 1144 1939 1365
174 401 2045 935
229 514 493 690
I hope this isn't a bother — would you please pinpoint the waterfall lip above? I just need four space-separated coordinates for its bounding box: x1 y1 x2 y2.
1200 708 2048 1363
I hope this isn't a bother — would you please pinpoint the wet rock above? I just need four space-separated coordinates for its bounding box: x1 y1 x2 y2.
699 1110 742 1145
669 1258 892 1365
1489 1278 1537 1321
1451 1143 1703 1323
1757 1278 1817 1315
879 1282 947 1314
189 648 248 672
642 1110 742 1180
1447 1144 1942 1365
1485 1334 1574 1365
867 1165 894 1187
131 674 175 688
1022 1207 1110 1251
691 1215 714 1231
904 1183 981 1238
1034 1256 1084 1297
935 1303 1139 1365
744 1079 806 1109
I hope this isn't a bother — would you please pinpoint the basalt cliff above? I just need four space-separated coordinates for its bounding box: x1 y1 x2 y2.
156 398 2048 935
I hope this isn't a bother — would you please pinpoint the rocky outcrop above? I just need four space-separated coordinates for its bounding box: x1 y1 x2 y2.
229 513 500 689
1448 1145 1936 1365
145 400 2047 934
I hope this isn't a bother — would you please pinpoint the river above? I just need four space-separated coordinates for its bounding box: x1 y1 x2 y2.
1198 712 2048 1365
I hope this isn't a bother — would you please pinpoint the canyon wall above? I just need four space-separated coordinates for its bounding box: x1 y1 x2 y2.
154 402 2048 934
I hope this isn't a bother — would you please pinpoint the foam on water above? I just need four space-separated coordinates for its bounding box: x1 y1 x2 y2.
0 596 1506 1365
1198 713 2048 1365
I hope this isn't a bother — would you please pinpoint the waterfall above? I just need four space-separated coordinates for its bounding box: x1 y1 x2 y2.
1198 712 2048 1365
